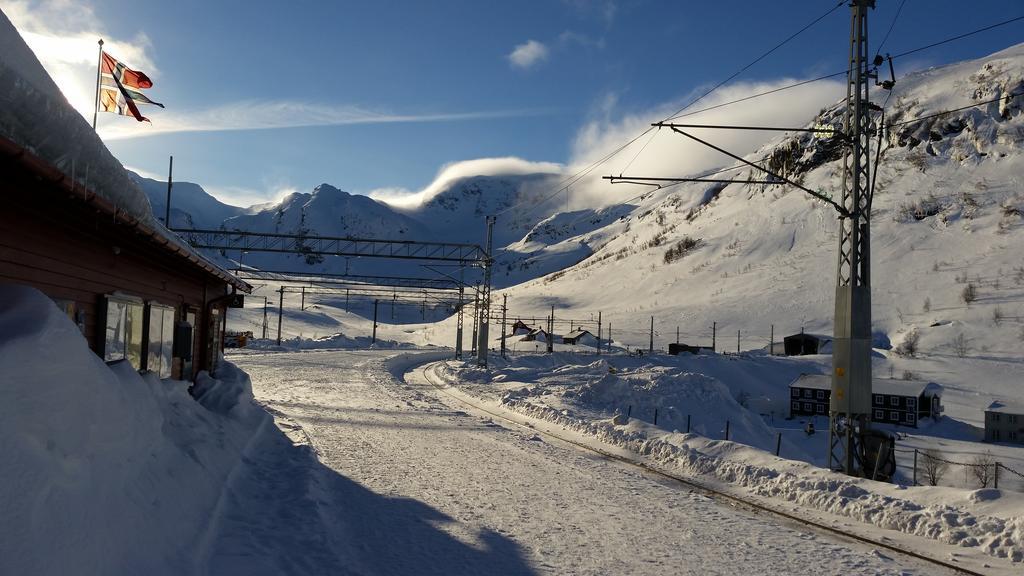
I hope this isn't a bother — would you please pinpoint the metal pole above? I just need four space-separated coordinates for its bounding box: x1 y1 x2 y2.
372 299 379 344
913 448 918 485
737 330 741 354
770 324 774 355
676 326 680 344
830 0 876 477
547 305 555 354
301 286 306 311
597 311 602 356
712 322 716 352
500 294 508 359
477 215 495 367
262 296 268 340
92 39 104 130
276 287 283 345
471 289 479 357
163 156 173 227
455 285 464 359
608 323 611 353
649 316 654 353
345 289 349 312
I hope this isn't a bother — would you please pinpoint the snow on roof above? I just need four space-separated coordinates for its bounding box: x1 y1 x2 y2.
0 13 248 292
784 333 831 341
789 374 942 398
872 379 942 398
564 328 592 339
986 400 1024 415
789 374 830 390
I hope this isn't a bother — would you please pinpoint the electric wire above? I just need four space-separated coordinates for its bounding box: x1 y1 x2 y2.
889 14 1024 60
886 89 1024 128
875 0 908 57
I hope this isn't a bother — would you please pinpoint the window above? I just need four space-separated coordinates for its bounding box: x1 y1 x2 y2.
1010 415 1018 424
791 389 800 398
907 397 917 409
890 411 898 421
804 402 813 412
103 295 144 369
1009 431 1017 441
874 409 883 419
816 403 825 414
803 389 812 398
890 396 899 406
816 390 825 400
993 413 1001 422
906 413 916 425
873 395 883 406
146 304 176 379
791 401 800 412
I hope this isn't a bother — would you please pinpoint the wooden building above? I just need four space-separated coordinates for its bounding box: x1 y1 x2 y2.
562 328 596 346
788 374 942 427
984 401 1024 444
0 26 248 381
783 333 831 356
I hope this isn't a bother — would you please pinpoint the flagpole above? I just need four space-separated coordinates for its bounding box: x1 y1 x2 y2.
92 38 104 130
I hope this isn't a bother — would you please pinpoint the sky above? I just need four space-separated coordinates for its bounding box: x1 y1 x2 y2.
4 0 1024 207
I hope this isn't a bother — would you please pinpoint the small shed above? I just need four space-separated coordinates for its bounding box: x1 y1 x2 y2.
984 401 1024 444
523 328 549 343
668 343 710 355
562 329 596 346
783 333 832 356
510 320 532 336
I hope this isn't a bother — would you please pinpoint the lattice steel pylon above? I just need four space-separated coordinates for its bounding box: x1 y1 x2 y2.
476 215 496 367
829 0 876 476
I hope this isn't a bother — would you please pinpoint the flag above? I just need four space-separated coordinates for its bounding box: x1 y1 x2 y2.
99 51 164 123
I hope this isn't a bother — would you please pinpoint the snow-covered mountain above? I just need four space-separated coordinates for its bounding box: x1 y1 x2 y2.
498 42 1024 362
130 171 244 229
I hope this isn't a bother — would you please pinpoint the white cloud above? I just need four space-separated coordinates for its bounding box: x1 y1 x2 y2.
567 77 846 207
98 101 551 140
369 157 563 209
508 39 549 69
3 0 156 120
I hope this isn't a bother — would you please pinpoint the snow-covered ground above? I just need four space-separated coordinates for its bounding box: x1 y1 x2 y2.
229 347 972 575
428 351 1024 570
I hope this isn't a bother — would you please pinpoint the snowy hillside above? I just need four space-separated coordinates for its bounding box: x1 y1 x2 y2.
130 171 244 229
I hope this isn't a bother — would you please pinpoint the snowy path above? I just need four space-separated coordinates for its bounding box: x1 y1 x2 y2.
220 349 955 576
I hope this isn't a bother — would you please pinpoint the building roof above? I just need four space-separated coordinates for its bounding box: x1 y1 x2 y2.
789 374 943 397
0 14 249 293
986 400 1024 415
789 374 831 390
564 329 592 339
784 333 832 342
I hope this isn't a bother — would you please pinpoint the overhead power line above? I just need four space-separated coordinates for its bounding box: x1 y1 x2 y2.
890 14 1024 59
887 89 1024 128
875 0 908 57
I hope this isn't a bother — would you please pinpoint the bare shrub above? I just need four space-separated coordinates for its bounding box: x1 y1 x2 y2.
921 449 949 486
952 333 968 357
663 236 705 264
961 283 977 305
993 306 1004 325
896 327 920 357
922 297 931 313
968 452 996 488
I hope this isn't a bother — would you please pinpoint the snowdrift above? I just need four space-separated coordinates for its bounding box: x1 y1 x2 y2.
0 285 269 575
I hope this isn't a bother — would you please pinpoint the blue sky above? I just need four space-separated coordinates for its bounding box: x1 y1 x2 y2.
5 0 1023 206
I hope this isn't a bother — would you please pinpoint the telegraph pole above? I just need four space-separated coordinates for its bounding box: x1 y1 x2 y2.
597 311 602 356
547 305 555 354
829 0 877 477
712 322 716 352
471 289 479 357
262 296 268 340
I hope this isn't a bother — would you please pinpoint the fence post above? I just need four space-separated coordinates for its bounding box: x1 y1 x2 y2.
654 408 658 425
627 405 631 419
775 432 782 456
725 420 730 440
994 462 1000 489
686 414 691 433
913 449 918 486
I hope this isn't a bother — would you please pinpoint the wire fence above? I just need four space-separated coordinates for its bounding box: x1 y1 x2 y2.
893 446 1024 491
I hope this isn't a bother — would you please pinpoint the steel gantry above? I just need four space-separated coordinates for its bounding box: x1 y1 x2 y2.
177 228 488 264
175 226 493 365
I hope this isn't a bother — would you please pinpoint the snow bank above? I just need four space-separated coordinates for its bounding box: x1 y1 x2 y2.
245 332 420 351
0 285 269 575
436 357 1024 565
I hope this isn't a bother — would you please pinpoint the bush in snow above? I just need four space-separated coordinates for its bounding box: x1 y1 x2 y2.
952 332 969 357
895 327 920 357
921 448 949 486
961 282 978 305
969 452 996 488
663 236 704 264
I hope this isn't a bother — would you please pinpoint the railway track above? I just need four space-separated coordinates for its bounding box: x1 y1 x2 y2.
415 361 988 576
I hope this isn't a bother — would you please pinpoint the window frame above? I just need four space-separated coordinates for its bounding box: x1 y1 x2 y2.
874 409 884 420
890 396 899 407
102 294 145 369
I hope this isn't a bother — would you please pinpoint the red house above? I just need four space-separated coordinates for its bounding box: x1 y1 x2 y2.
0 17 249 380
